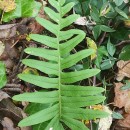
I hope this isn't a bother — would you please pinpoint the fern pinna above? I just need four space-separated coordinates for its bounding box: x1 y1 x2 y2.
13 0 108 129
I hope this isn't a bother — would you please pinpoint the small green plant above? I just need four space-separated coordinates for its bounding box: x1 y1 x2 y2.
0 0 41 22
13 0 109 129
0 61 7 88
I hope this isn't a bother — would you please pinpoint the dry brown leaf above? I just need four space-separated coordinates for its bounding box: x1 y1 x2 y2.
116 60 130 81
125 101 130 113
0 97 23 126
117 113 130 129
0 90 10 101
0 41 19 69
1 117 19 130
0 0 16 12
28 8 45 34
114 82 130 113
0 24 17 39
1 117 32 130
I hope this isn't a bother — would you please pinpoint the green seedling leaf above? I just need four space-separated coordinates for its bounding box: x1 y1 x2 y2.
112 111 124 119
95 46 108 68
107 38 116 56
0 61 7 88
115 7 128 19
90 6 100 22
3 0 42 22
119 45 130 61
121 81 130 90
93 25 101 40
98 46 108 57
114 0 124 6
100 25 115 32
95 55 102 68
100 58 116 70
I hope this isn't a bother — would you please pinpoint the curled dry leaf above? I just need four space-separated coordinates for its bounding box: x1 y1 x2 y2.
116 60 130 81
98 106 112 130
0 24 16 39
74 16 87 25
114 82 130 113
0 0 16 12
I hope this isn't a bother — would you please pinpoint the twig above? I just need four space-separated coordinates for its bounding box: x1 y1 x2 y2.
92 76 96 86
0 10 4 24
96 75 114 86
98 32 107 46
92 65 97 86
5 84 21 88
89 116 93 130
115 40 130 47
3 88 21 92
98 20 112 46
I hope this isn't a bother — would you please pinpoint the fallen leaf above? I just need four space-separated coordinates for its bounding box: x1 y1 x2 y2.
0 24 16 39
116 60 130 81
0 0 16 12
1 117 19 130
0 98 23 126
0 90 9 101
0 41 19 69
98 106 112 130
74 16 87 25
114 82 130 113
117 113 130 129
28 7 45 34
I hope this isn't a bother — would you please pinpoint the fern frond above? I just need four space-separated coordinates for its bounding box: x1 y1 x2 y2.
13 0 109 129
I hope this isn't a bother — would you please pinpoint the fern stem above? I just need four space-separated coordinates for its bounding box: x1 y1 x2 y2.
57 0 62 118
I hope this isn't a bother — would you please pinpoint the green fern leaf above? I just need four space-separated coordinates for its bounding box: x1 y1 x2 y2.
13 0 109 129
